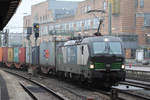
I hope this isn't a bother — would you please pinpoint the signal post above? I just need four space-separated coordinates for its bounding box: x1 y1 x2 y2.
32 23 40 77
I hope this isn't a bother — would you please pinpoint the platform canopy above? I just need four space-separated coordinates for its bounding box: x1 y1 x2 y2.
0 0 21 30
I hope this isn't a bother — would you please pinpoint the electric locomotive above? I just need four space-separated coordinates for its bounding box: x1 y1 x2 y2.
57 36 125 87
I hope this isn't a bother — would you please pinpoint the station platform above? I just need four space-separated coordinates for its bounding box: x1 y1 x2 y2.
0 70 32 100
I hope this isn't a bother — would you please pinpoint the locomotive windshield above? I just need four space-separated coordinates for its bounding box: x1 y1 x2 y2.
93 42 107 54
92 41 122 55
108 42 122 55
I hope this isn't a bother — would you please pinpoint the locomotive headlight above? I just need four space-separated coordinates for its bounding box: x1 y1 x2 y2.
104 38 109 42
90 64 94 69
121 65 125 69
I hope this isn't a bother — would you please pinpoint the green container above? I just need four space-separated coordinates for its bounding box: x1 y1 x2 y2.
14 48 19 63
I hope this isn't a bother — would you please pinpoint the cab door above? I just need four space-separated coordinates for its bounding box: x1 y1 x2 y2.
77 44 89 65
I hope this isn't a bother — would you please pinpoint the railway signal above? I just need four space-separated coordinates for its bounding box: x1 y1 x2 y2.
33 23 39 39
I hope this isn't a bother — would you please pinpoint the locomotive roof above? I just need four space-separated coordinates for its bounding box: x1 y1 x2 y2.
81 36 122 43
64 40 76 46
64 36 122 46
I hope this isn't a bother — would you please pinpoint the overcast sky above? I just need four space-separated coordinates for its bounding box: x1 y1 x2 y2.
5 0 85 33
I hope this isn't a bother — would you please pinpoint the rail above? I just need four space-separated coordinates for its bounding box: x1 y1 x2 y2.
19 82 38 100
126 69 150 81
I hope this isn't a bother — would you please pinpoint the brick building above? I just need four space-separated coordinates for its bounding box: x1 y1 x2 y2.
23 0 150 58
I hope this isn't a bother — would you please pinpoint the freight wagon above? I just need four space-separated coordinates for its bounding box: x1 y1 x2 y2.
2 47 8 64
3 47 14 67
39 41 65 74
40 41 55 74
1 47 26 69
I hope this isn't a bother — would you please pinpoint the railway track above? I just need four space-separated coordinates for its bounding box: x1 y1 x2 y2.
2 68 150 100
1 68 116 100
117 89 150 100
117 79 150 100
120 80 150 90
126 70 150 82
19 82 38 100
3 70 68 100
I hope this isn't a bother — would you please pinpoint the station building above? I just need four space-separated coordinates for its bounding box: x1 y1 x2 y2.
23 0 150 59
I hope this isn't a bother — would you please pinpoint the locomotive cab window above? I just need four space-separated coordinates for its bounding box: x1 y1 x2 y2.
108 42 122 55
93 42 107 54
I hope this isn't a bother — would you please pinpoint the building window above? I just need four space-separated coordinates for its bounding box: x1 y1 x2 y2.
45 15 47 21
80 21 83 29
64 23 67 32
76 21 80 31
80 7 83 14
87 5 91 12
43 16 44 22
135 0 138 8
40 17 42 22
93 18 99 29
144 13 150 27
140 0 144 8
88 19 91 28
103 1 107 10
83 19 91 30
69 22 74 32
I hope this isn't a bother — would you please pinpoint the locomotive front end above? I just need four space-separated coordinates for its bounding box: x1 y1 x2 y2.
88 37 126 86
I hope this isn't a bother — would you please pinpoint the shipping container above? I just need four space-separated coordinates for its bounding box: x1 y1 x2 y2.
3 47 8 63
14 47 19 63
26 47 32 64
19 48 26 64
40 41 55 66
32 46 39 65
8 48 14 62
0 47 3 62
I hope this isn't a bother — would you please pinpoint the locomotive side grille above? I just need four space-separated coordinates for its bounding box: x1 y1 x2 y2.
111 62 121 69
95 63 105 69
